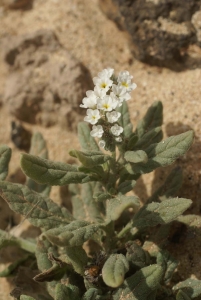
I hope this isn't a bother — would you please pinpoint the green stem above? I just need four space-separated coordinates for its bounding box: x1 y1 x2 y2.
16 237 36 253
117 221 133 239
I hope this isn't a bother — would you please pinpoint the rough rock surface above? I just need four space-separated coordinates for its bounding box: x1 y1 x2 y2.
3 30 93 129
100 0 201 69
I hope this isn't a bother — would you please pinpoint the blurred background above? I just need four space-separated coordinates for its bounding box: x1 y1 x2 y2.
0 0 201 298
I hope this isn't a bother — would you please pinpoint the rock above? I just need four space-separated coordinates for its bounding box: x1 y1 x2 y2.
99 0 201 69
3 30 93 130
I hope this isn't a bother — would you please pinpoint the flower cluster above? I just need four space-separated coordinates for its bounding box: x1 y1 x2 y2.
80 68 137 148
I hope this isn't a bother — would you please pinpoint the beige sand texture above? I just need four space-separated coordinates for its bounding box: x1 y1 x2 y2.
0 0 201 299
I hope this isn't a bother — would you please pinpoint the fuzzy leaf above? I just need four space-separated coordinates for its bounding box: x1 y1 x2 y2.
157 250 178 284
44 220 100 247
176 290 192 300
78 122 100 151
127 134 138 150
173 279 201 298
60 246 88 275
71 182 104 222
134 126 163 150
102 254 129 288
36 238 58 272
113 264 163 299
106 194 140 222
34 264 68 282
0 181 73 230
147 167 183 203
116 101 132 137
69 150 110 168
136 101 163 138
125 131 194 175
124 150 148 164
117 180 136 195
21 154 88 186
126 241 150 269
82 288 101 300
133 198 192 228
27 132 50 196
177 215 201 228
0 145 11 180
55 283 80 300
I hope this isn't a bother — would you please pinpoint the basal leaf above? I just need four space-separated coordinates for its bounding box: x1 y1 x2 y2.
176 290 192 300
117 180 136 195
102 254 129 288
27 132 51 196
113 264 163 300
125 131 194 174
55 283 80 300
136 101 163 138
60 246 88 275
69 150 110 168
44 220 100 247
147 167 183 203
133 198 192 228
124 150 148 164
116 101 132 137
157 250 178 284
78 122 99 151
82 288 101 300
36 238 58 272
0 181 73 230
0 145 11 180
173 279 201 298
21 154 88 186
126 241 150 269
106 194 140 222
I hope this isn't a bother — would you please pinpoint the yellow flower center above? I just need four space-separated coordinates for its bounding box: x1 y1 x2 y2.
121 82 128 88
103 104 109 109
101 83 107 88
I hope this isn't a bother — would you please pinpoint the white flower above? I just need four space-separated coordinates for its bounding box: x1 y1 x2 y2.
99 140 106 148
93 86 107 99
80 92 97 109
117 71 137 92
93 76 113 92
106 111 121 123
90 125 104 138
111 124 123 136
111 84 131 106
115 137 122 142
84 109 100 124
97 95 114 111
98 68 114 79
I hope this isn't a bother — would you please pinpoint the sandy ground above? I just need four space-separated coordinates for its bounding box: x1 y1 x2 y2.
0 0 201 299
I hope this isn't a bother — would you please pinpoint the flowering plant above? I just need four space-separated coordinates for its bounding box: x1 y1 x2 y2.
0 69 200 300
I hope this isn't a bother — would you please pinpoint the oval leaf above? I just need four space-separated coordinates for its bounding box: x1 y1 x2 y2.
0 145 11 180
55 283 80 300
102 254 129 288
78 122 99 151
173 278 201 298
124 150 148 164
69 150 110 168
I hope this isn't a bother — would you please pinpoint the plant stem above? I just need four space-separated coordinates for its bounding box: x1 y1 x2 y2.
117 221 133 239
16 237 36 253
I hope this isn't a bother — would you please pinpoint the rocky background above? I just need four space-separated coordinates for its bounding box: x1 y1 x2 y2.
0 0 201 298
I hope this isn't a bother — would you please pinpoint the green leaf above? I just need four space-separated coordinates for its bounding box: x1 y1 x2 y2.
20 296 37 300
60 246 88 275
136 101 163 138
124 150 148 163
0 181 73 230
69 150 110 168
21 154 88 186
116 101 132 137
0 229 36 253
127 133 138 150
173 279 201 298
134 126 163 150
71 182 104 222
106 194 140 222
117 180 136 195
133 198 192 228
55 283 80 300
44 220 101 247
0 145 11 180
82 288 101 300
126 241 150 269
113 264 163 300
78 122 100 151
147 167 183 203
27 132 50 196
176 290 192 300
177 215 201 227
36 238 58 272
0 254 31 277
102 254 129 288
125 131 194 175
157 250 178 284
